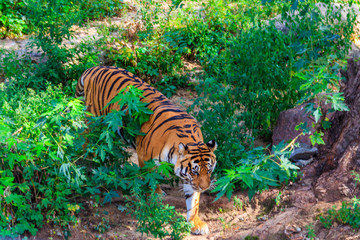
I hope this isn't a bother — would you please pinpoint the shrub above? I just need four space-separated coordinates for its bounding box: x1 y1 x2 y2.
213 143 299 200
0 83 190 238
191 0 356 200
0 0 125 38
320 172 360 229
127 188 191 240
0 0 28 38
0 84 86 237
80 0 124 21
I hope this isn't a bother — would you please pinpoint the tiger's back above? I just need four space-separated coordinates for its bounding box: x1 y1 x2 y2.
76 66 217 235
76 66 204 165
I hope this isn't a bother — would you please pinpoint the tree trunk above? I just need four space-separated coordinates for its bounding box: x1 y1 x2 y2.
314 58 360 201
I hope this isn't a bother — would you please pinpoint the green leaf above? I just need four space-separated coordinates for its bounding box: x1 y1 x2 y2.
17 183 30 193
322 119 331 130
313 107 322 123
100 146 106 161
310 131 325 145
295 122 310 134
117 205 127 212
158 162 173 178
330 93 349 112
35 116 47 128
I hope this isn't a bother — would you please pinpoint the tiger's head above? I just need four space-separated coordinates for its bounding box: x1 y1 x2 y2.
175 140 217 192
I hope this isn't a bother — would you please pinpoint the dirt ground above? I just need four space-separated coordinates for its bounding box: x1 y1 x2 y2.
32 161 360 240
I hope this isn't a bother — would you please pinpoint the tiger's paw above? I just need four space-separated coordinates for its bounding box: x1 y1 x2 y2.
190 216 209 235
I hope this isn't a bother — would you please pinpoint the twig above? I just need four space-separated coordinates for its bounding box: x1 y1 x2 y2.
12 127 23 136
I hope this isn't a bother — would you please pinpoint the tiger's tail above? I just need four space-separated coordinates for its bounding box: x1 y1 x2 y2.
75 73 85 98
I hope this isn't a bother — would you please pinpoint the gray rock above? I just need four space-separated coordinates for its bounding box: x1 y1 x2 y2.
295 158 314 167
290 144 318 161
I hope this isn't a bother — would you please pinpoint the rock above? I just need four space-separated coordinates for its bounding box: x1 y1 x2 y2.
294 158 314 167
290 143 318 167
30 52 49 64
272 103 314 146
338 184 352 197
258 215 268 221
349 41 360 59
290 143 318 161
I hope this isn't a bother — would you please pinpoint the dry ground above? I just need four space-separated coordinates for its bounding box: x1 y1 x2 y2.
32 162 360 240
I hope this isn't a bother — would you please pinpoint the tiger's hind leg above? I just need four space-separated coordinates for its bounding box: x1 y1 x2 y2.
137 153 165 195
116 127 136 149
184 184 209 235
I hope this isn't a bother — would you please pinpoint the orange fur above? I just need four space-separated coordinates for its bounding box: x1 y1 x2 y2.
76 66 217 235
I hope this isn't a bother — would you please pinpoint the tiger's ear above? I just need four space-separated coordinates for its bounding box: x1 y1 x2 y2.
206 140 217 152
178 142 188 156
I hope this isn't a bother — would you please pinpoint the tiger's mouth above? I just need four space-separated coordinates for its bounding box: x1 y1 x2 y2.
196 188 208 193
181 177 215 193
189 183 212 193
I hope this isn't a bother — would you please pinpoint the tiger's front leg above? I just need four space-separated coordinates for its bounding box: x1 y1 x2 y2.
184 184 209 235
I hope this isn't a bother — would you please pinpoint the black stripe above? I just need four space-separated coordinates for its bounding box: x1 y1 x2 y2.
143 89 157 98
146 96 168 107
185 193 193 199
116 78 133 91
162 125 183 137
145 115 194 151
100 71 116 113
94 69 107 115
105 72 124 100
98 68 111 91
83 66 97 78
150 102 175 113
167 145 175 162
153 108 184 122
176 133 188 138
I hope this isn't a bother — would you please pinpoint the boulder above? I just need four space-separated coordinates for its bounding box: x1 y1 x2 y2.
272 103 313 146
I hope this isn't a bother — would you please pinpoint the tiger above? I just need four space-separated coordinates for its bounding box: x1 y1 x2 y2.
75 66 217 235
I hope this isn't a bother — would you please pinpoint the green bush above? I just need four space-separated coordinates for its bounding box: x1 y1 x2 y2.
80 0 124 21
204 23 296 138
0 0 125 38
100 0 186 84
103 40 184 83
199 0 356 138
0 83 190 238
0 85 86 237
190 0 356 200
320 198 360 229
320 172 360 229
213 143 299 200
127 188 191 240
0 0 28 38
169 0 239 63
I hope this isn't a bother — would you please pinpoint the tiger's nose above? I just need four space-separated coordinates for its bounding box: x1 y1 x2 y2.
199 178 211 190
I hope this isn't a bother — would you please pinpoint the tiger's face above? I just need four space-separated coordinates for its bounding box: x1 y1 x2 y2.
175 140 217 192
